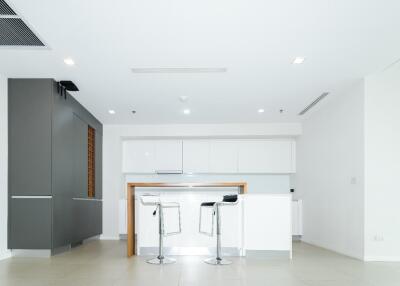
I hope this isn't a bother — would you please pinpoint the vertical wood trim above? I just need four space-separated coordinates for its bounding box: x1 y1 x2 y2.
127 184 134 257
87 126 95 198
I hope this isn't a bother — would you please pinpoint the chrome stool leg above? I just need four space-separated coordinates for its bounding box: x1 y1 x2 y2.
204 204 232 265
140 196 181 265
147 204 176 264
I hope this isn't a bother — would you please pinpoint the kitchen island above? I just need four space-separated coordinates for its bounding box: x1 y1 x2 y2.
126 182 292 258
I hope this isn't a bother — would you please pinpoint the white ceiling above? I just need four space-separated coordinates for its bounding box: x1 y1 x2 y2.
1 0 400 124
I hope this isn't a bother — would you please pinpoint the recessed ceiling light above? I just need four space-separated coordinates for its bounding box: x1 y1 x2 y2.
179 96 189 103
293 57 305 64
64 57 75 66
258 108 265 113
108 110 116 114
183 109 191 115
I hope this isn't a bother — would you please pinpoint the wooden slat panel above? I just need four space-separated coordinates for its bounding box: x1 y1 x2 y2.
87 126 95 198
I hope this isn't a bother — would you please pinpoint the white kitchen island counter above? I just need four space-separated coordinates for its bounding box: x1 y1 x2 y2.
125 182 292 258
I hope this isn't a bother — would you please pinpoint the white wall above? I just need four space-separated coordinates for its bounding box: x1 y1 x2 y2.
364 64 400 261
0 76 10 260
296 81 365 259
102 123 301 239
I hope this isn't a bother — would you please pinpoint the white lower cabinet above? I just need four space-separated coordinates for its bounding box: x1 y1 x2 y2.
244 194 292 252
292 200 303 236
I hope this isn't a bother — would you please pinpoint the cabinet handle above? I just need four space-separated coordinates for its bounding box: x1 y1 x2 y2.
11 196 52 199
155 170 183 174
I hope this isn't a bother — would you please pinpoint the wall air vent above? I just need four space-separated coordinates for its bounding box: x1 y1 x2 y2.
0 1 45 46
0 0 16 15
298 92 329 116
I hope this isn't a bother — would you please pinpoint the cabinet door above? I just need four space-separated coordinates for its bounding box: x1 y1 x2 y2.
52 85 75 248
72 114 88 198
183 140 210 173
154 140 183 173
209 140 238 173
244 195 291 251
122 140 155 173
238 140 295 173
8 79 52 196
72 199 102 243
9 198 52 249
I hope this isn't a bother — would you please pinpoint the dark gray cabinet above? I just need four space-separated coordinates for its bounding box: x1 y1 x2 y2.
8 79 103 253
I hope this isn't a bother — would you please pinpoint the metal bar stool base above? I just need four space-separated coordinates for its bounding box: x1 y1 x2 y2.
204 257 232 265
147 257 176 265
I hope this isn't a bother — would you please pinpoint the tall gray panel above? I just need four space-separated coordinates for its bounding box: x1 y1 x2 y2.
73 114 88 198
8 79 52 196
51 85 74 248
9 198 52 249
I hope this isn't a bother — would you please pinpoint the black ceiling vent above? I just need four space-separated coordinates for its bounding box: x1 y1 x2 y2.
59 81 79 91
0 18 44 46
0 0 16 15
0 0 45 47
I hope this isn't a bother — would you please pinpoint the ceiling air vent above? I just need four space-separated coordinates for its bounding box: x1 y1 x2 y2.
0 1 45 46
298 92 329 116
131 67 227 73
0 0 16 15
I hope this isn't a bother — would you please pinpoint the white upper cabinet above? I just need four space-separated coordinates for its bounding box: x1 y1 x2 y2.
183 140 210 173
154 140 182 173
122 140 156 173
209 140 238 173
237 140 295 173
122 140 182 173
123 139 296 174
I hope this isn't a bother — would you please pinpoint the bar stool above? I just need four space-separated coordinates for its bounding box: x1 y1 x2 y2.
140 194 181 264
199 194 238 265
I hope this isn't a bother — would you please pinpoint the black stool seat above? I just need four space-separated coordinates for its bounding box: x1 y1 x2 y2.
201 202 215 207
222 194 237 202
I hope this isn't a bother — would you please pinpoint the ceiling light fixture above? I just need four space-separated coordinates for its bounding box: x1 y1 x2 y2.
183 109 191 115
131 68 227 73
108 110 116 114
258 108 265 113
64 58 75 66
179 96 189 103
292 57 305 64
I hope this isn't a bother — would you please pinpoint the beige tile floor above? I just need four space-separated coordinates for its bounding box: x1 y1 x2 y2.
1 240 400 286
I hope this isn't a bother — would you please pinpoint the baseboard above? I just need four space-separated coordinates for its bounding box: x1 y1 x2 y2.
245 250 291 259
0 250 12 260
99 235 120 240
364 256 400 262
139 247 240 256
12 249 51 258
301 239 364 261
